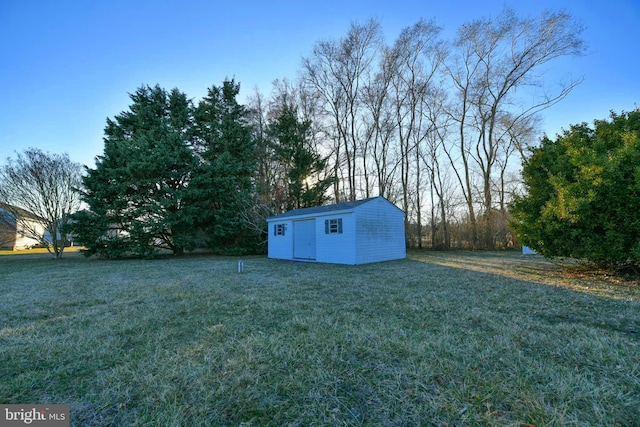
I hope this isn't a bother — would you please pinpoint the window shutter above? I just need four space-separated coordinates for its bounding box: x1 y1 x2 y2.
273 224 277 236
325 220 329 234
338 218 343 234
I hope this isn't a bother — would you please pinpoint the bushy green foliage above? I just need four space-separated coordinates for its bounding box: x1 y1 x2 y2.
189 80 260 254
512 110 640 270
70 82 262 257
70 80 349 257
69 85 199 257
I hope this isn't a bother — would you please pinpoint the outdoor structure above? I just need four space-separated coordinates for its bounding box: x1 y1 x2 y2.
266 196 406 265
0 203 45 250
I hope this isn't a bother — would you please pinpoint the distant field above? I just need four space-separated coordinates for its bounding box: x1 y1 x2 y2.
0 251 638 426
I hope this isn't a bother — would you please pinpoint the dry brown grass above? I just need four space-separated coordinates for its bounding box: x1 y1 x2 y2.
411 250 640 301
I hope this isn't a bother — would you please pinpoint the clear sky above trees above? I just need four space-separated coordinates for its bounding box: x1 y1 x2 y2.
0 0 638 168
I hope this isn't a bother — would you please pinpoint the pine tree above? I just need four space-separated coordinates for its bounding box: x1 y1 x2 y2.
190 80 259 253
268 104 333 211
71 85 198 257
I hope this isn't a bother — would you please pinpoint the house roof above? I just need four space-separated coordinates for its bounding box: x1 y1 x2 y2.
267 196 397 221
0 203 41 221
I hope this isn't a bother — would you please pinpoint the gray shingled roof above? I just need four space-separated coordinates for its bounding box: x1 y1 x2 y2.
267 197 380 220
0 203 41 221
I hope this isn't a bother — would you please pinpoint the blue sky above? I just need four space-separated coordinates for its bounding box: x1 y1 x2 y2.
1 0 638 167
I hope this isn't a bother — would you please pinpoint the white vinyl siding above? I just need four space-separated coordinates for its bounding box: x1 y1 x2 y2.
354 198 405 264
0 215 45 250
267 196 405 265
316 214 355 264
267 219 293 260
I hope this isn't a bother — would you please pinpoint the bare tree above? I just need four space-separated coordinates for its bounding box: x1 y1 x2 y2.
284 10 584 250
388 19 446 245
0 148 83 257
361 56 399 200
445 8 585 248
302 18 383 201
421 86 453 249
494 113 538 214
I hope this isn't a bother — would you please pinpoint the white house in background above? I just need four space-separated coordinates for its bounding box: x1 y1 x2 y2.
266 196 406 265
0 203 45 250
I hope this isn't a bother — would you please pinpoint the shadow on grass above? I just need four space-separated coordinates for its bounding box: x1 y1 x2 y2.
407 250 640 302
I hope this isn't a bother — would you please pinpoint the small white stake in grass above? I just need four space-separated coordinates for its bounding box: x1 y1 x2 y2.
237 260 244 273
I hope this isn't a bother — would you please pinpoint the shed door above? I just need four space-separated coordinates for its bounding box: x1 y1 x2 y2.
293 219 316 260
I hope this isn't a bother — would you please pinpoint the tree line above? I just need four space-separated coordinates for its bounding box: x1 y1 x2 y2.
1 8 591 258
65 78 339 257
249 8 585 250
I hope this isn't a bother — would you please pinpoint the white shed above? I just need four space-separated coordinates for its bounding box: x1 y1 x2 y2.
266 196 406 265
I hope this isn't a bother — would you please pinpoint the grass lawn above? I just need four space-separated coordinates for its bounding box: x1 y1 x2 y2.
0 247 84 256
0 251 638 426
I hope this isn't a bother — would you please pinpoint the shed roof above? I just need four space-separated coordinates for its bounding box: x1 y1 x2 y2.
267 196 397 221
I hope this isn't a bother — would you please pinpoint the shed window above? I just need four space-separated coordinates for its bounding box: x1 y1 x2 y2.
274 223 286 236
324 218 343 234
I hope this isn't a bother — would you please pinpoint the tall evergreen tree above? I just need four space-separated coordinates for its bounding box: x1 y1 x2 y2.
190 80 259 253
268 104 333 211
71 85 198 257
